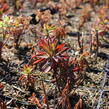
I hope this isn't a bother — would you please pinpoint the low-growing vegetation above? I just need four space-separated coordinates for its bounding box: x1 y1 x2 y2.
0 0 109 109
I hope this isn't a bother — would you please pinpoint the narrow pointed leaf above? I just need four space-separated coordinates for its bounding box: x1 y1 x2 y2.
33 58 45 64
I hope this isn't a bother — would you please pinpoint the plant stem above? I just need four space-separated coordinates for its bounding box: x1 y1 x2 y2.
0 41 3 59
95 30 99 61
42 81 50 109
77 32 83 53
90 32 92 55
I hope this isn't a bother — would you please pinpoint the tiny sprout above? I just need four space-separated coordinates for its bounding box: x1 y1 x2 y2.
20 65 33 75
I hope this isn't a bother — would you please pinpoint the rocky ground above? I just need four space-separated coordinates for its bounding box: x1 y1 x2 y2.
0 0 109 109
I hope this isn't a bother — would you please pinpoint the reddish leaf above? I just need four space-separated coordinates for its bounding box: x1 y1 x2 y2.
28 93 42 108
43 95 47 105
32 51 46 59
73 66 80 72
36 51 46 56
0 83 4 89
59 47 69 54
19 74 27 81
61 81 71 109
2 3 9 13
39 39 49 51
33 58 45 64
56 43 65 51
32 55 37 59
74 97 83 109
0 100 7 109
39 39 52 55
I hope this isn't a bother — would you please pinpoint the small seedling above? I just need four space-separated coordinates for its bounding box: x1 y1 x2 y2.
19 64 36 89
